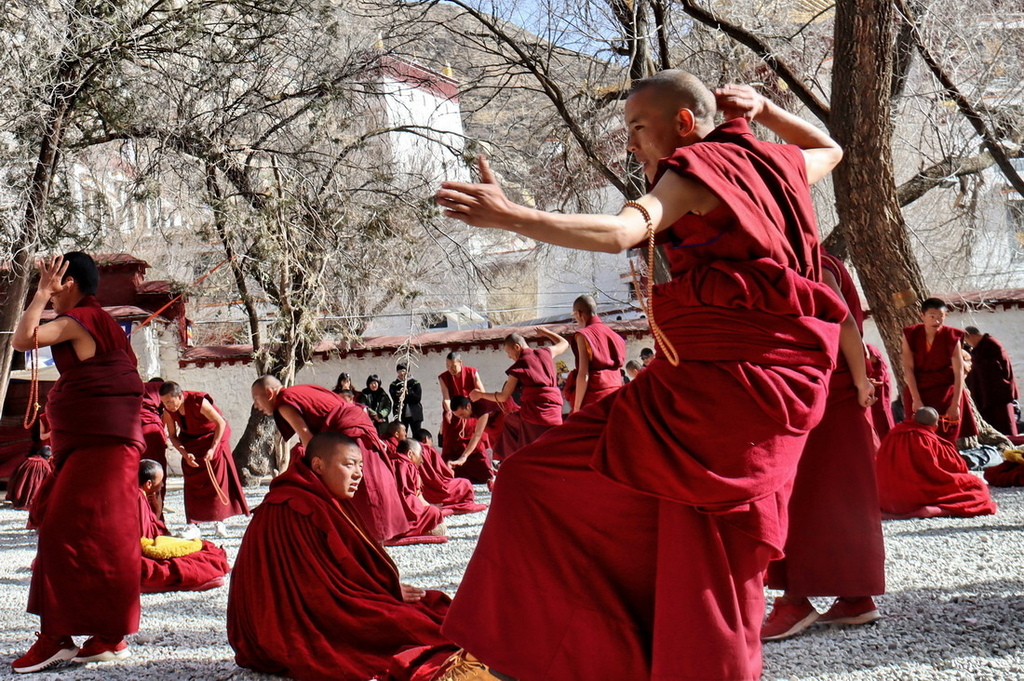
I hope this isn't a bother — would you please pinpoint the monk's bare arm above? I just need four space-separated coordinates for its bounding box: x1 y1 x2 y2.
949 345 964 420
573 335 591 412
199 399 227 458
474 376 518 404
901 335 922 411
277 404 314 447
715 84 842 185
439 379 451 419
453 414 490 466
437 157 716 254
13 257 94 357
822 269 874 408
537 327 570 357
163 411 195 467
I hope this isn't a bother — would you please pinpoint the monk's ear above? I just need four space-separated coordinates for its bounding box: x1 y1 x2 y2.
309 456 324 475
675 108 696 137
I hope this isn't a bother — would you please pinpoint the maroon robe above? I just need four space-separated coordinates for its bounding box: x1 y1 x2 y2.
877 420 996 518
418 443 486 515
564 316 626 409
441 414 495 484
867 343 896 440
28 296 144 637
439 365 509 443
443 119 845 681
5 454 52 510
496 346 563 460
966 334 1019 436
381 435 446 545
140 379 167 468
766 254 885 598
984 460 1024 487
227 456 457 681
273 384 409 543
166 392 249 523
138 490 230 593
903 324 978 442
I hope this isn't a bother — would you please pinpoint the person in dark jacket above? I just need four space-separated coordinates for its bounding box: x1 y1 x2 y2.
390 364 424 435
358 374 393 435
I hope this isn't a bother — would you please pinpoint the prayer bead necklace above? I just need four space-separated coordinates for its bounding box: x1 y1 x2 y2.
623 201 680 366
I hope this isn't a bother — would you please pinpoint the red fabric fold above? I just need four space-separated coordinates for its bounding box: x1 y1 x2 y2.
441 415 495 484
419 443 485 514
867 343 895 439
5 455 52 510
565 316 625 408
967 334 1019 436
227 456 456 681
506 347 563 426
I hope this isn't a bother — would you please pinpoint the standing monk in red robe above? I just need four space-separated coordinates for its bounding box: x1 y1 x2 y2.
564 295 627 412
877 407 996 518
441 397 495 485
964 327 1019 436
866 343 896 440
227 433 457 681
139 377 167 509
901 298 978 443
414 430 486 515
434 72 845 680
11 253 145 672
762 253 886 640
160 382 249 538
251 376 410 543
438 353 508 446
474 330 568 460
137 459 230 593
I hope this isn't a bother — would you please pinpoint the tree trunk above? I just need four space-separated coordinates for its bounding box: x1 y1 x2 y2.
831 0 926 388
232 407 278 485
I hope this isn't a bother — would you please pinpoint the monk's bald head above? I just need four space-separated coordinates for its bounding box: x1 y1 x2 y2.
252 375 282 391
503 333 526 359
251 375 283 415
629 70 716 129
573 295 597 316
914 407 940 427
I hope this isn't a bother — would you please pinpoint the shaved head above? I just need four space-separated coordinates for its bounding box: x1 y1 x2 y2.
629 70 716 127
573 295 597 316
252 375 283 390
307 432 360 462
158 381 183 397
504 333 526 348
914 407 940 427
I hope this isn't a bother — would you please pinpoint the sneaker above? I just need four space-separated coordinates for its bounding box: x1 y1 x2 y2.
436 650 498 681
72 636 130 663
818 596 881 625
214 521 228 538
179 524 201 540
761 596 819 641
12 633 78 673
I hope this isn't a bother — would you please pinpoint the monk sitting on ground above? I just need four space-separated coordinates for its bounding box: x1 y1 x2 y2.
564 294 627 412
137 459 230 594
877 407 996 519
381 423 447 546
473 330 568 461
441 397 495 485
6 445 53 513
414 430 486 515
160 382 249 539
227 433 457 681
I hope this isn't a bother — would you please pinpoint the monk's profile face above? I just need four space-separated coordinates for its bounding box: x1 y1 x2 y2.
504 343 521 360
394 424 407 440
160 393 184 412
919 307 946 331
312 445 364 500
625 86 696 184
453 406 472 420
571 306 587 327
142 468 164 496
962 349 973 374
446 358 462 374
251 386 276 415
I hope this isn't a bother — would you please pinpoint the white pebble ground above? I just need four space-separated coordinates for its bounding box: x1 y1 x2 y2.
1 477 1023 679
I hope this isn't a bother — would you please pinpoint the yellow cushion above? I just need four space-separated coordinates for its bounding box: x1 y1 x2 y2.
141 535 203 559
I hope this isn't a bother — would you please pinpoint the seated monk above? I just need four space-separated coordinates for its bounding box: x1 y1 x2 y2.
6 445 53 513
473 330 568 461
137 459 230 594
877 407 997 519
414 430 486 515
227 433 458 681
380 423 447 546
441 397 495 485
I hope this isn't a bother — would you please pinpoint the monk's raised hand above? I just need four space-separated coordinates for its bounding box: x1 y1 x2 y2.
436 155 520 228
400 584 426 603
35 254 69 298
714 84 765 122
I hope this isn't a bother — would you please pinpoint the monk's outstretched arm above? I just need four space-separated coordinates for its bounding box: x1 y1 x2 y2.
537 327 570 357
277 404 314 447
822 269 874 408
901 335 923 412
199 399 228 458
473 376 518 404
573 335 591 413
437 157 717 254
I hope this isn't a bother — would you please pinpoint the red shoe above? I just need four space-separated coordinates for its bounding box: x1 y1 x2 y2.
761 596 819 641
71 636 130 663
817 596 881 625
12 633 78 673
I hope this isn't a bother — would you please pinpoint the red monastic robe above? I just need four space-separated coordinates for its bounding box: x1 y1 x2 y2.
903 324 978 442
273 384 409 543
138 490 230 593
140 379 167 469
766 254 885 598
984 460 1024 487
966 334 1019 436
6 454 52 510
227 456 457 681
495 346 563 460
867 343 896 440
441 414 495 484
439 365 510 444
381 435 447 546
166 392 249 523
443 119 845 681
564 316 626 409
877 420 996 518
418 442 486 515
28 296 144 637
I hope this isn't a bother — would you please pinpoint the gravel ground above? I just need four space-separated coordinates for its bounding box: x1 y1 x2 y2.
1 476 1023 679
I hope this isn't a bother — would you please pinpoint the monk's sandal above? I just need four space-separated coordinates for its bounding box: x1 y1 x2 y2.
436 650 503 681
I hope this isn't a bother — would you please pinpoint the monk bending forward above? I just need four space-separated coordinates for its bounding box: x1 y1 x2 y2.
227 433 457 681
434 72 845 680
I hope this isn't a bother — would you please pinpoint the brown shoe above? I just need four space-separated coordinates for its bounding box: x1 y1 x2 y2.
436 650 499 681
